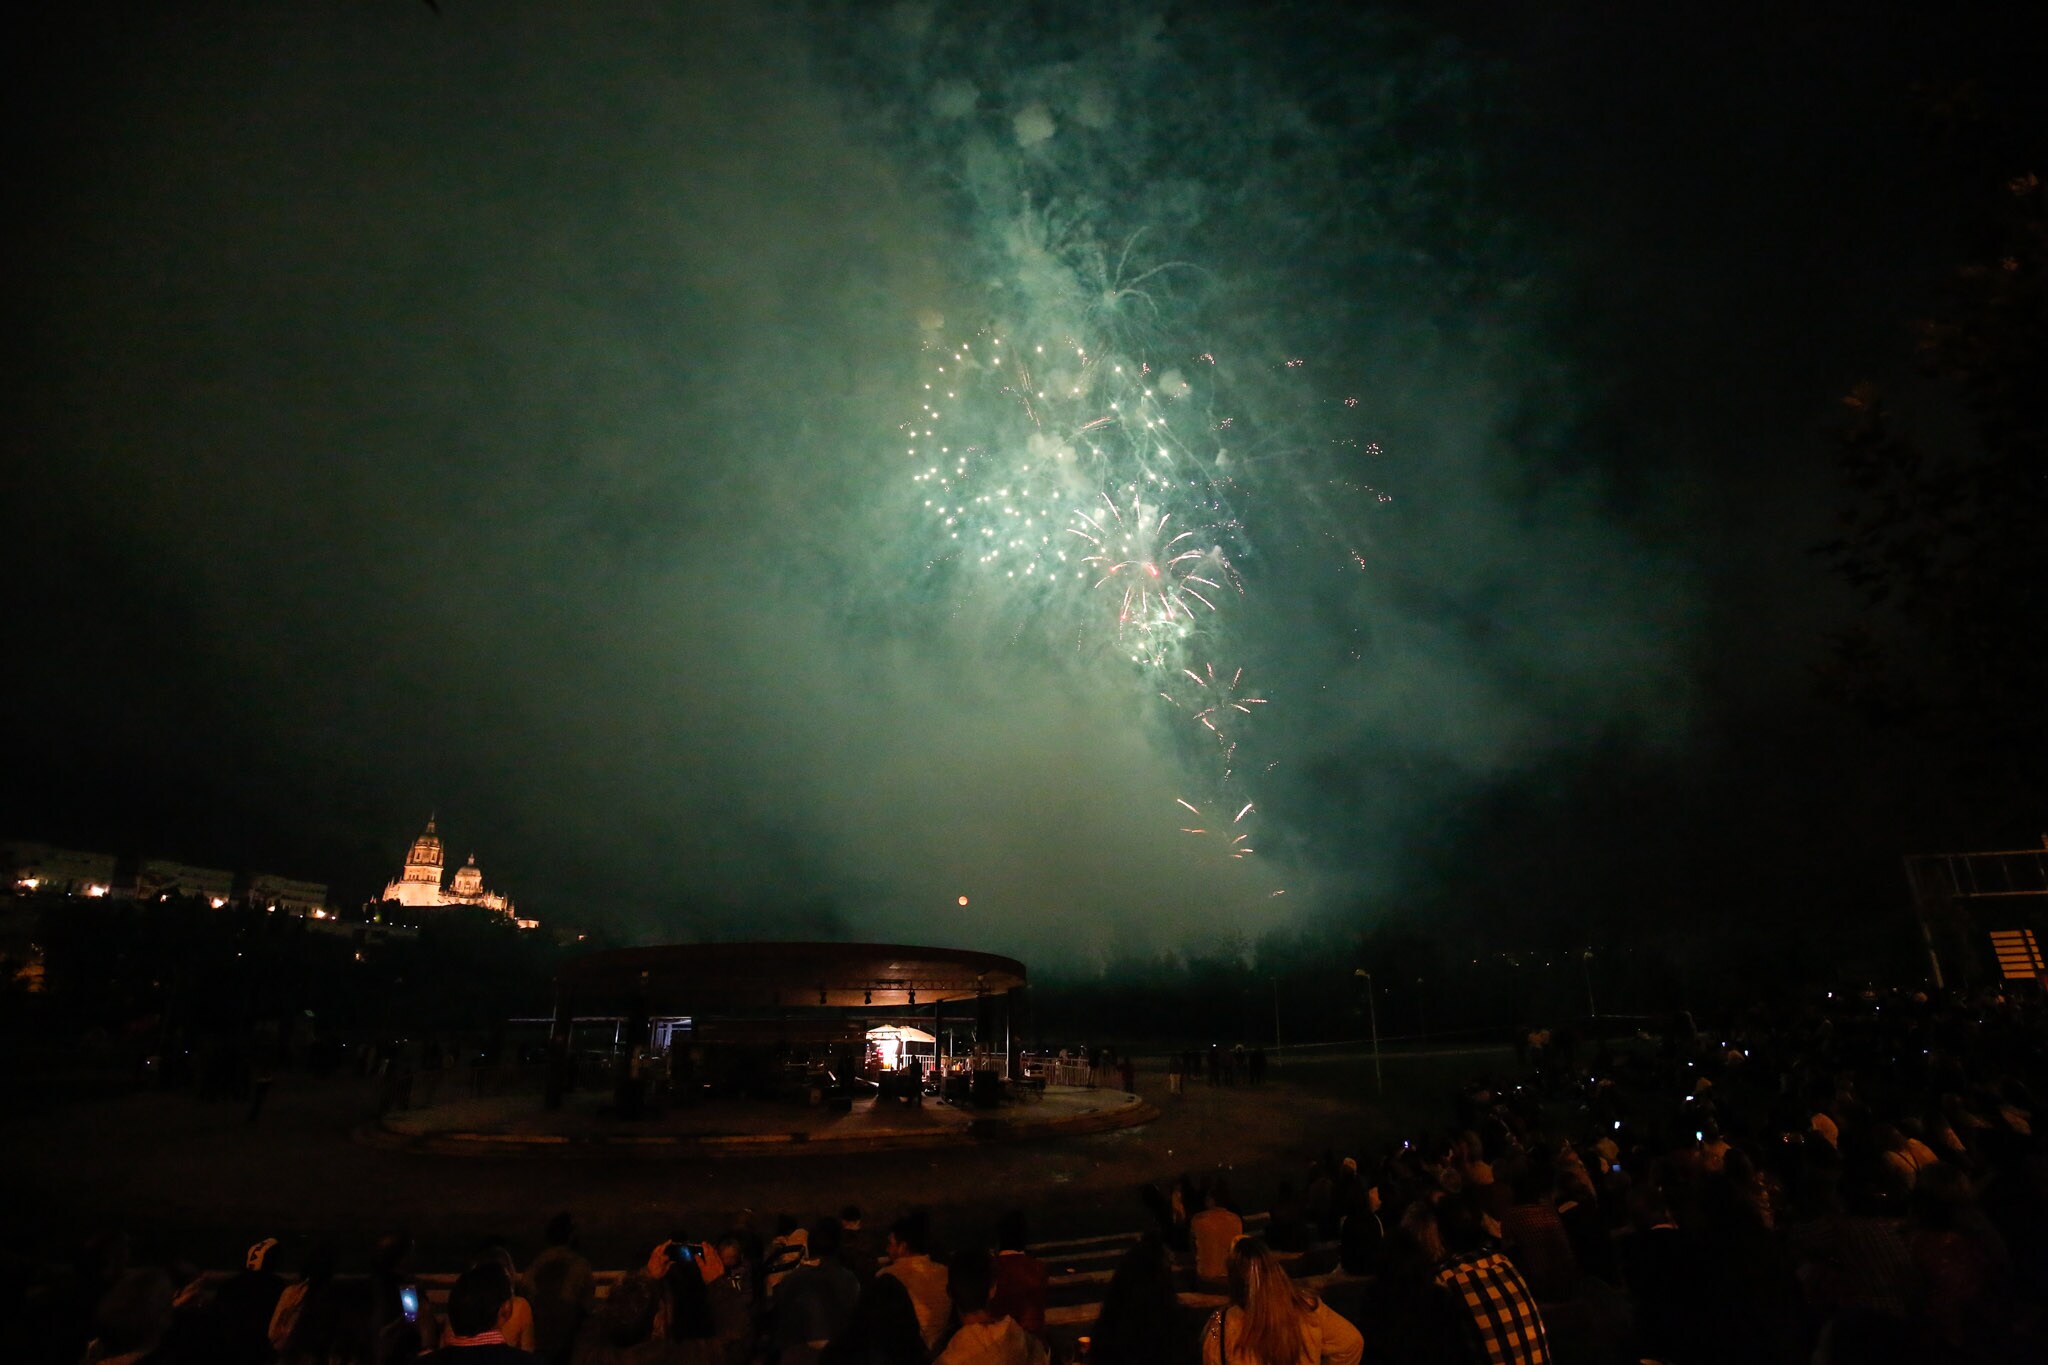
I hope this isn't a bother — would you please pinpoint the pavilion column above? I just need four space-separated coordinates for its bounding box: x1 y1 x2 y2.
1003 987 1016 1079
614 970 650 1120
544 982 572 1111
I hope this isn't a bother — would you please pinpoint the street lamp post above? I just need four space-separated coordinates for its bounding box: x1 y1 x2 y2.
1581 949 1597 1020
1354 969 1382 1097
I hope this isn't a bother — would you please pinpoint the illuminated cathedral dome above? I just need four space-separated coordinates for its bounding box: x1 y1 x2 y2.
406 819 444 872
379 818 524 925
386 817 445 901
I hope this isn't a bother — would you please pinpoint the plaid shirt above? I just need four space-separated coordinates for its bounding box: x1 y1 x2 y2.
1434 1252 1549 1365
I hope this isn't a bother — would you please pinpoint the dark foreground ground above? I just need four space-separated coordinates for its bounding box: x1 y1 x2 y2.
0 1043 1513 1271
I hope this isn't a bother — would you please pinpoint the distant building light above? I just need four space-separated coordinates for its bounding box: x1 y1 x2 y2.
20 877 39 890
312 908 327 919
209 897 227 909
86 884 109 898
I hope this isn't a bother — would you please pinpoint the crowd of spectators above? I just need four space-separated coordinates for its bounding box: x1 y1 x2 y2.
1131 985 2047 1364
2 1204 1069 1365
6 985 2045 1365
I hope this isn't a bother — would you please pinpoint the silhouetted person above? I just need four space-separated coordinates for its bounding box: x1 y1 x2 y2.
1094 1234 1198 1365
820 1274 926 1365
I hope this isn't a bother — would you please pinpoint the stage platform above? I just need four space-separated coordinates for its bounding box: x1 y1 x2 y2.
366 1084 1156 1158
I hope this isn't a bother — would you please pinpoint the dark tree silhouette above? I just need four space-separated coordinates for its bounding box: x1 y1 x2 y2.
1820 168 2046 818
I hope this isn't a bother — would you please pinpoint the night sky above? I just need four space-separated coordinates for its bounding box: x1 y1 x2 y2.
7 2 2044 961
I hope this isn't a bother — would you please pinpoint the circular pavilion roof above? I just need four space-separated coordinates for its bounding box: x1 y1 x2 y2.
555 941 1027 1012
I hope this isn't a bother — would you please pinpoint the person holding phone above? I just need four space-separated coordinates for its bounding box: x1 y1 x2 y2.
649 1236 727 1285
652 1236 722 1362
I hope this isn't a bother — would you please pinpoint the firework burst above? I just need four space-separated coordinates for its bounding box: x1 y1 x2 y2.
1069 488 1236 663
1174 793 1259 859
902 321 1242 678
1165 662 1267 752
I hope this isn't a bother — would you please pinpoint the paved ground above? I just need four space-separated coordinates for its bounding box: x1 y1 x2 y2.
0 1046 1510 1273
376 1082 1152 1154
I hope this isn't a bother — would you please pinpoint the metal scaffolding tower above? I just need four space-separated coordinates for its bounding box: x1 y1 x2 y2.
1903 837 2048 987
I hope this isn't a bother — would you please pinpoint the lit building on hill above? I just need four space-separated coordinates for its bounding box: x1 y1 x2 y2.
5 842 117 897
379 817 529 926
137 859 235 906
8 838 330 914
245 873 329 917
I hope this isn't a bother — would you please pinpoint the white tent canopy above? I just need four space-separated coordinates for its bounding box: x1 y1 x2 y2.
865 1025 937 1044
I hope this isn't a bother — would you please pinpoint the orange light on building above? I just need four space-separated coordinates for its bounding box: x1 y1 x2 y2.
86 884 109 898
957 895 969 906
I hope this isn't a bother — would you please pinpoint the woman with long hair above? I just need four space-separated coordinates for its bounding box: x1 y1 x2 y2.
1201 1240 1362 1365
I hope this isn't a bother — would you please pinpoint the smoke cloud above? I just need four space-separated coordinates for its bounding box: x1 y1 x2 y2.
9 1 1691 960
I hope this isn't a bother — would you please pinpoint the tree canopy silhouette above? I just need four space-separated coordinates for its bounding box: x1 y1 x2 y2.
1821 168 2046 820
